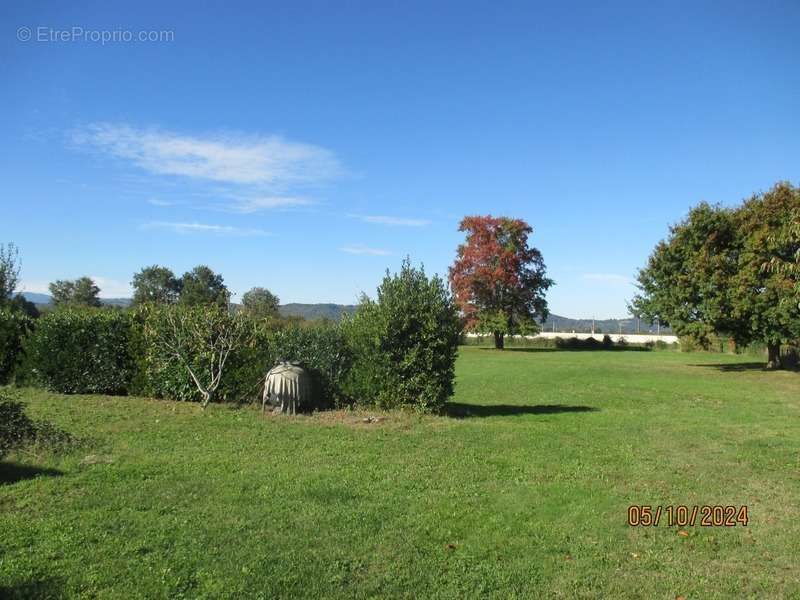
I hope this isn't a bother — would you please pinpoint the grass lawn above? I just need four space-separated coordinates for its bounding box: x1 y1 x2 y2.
1 347 799 598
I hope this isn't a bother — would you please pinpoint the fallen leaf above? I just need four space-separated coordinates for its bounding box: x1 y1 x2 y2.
677 530 689 537
564 553 573 561
630 553 640 559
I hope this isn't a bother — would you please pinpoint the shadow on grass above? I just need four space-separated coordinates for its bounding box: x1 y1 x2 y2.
475 347 650 353
0 462 63 485
477 347 557 353
0 576 65 599
691 362 799 373
690 362 768 372
445 403 599 418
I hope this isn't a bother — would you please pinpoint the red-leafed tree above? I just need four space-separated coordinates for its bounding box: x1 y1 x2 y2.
449 215 553 349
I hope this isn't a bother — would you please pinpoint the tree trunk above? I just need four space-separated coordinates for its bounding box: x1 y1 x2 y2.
766 343 782 370
493 331 505 350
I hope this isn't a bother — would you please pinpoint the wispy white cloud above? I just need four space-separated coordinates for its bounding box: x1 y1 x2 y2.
350 214 431 227
582 273 633 285
147 197 174 206
143 221 270 236
227 196 314 213
339 244 393 256
72 123 341 187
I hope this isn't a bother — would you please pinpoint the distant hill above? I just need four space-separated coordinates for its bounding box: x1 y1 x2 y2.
19 293 667 332
21 293 357 321
21 292 132 308
542 314 671 335
20 292 51 305
278 303 357 321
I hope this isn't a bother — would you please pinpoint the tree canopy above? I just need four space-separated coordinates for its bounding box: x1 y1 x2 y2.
179 266 229 307
449 215 553 349
49 277 102 308
241 287 280 319
632 181 800 368
132 265 182 305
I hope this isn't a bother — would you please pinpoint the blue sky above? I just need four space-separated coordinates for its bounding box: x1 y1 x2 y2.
2 1 798 317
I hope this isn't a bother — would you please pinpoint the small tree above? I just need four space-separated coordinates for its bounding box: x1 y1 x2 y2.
0 243 21 303
179 265 229 307
241 287 280 319
140 305 249 408
49 277 102 307
132 265 182 305
0 243 38 318
449 215 553 349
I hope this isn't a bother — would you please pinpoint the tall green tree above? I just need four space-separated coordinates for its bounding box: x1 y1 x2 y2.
132 265 182 305
179 265 229 307
731 183 800 367
49 277 102 308
630 203 740 346
241 287 280 318
632 182 800 368
449 215 553 349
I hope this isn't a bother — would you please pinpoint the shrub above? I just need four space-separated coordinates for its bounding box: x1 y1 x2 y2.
24 308 134 394
132 306 352 408
0 309 32 384
343 259 461 412
131 304 250 406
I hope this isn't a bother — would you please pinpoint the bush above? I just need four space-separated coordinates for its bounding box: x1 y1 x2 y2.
132 306 352 407
343 259 461 412
0 390 79 458
24 309 134 394
0 309 32 384
131 304 250 405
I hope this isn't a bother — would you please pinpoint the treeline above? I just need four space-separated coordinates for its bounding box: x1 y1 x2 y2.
37 263 281 319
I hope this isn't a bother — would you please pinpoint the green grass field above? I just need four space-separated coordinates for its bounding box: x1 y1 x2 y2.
2 347 799 598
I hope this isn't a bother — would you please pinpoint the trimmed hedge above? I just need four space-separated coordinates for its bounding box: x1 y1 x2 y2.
0 309 32 384
24 309 134 394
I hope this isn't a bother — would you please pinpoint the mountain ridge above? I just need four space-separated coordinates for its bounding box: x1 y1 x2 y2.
19 292 668 333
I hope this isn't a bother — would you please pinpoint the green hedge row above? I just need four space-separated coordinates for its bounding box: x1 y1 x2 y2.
24 309 134 394
3 262 461 412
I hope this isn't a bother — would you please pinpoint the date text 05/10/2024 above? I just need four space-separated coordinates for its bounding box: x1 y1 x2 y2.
627 505 749 527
